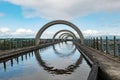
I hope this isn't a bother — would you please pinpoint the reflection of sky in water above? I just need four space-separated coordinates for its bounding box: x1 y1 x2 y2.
0 42 91 80
55 43 75 54
0 54 39 80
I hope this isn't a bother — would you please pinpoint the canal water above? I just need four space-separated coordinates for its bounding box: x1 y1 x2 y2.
0 41 91 80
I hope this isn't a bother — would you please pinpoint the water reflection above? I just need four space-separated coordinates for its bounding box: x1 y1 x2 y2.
0 51 34 71
35 42 83 74
53 42 76 57
0 42 91 80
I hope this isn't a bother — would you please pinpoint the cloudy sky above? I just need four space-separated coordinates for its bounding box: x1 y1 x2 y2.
0 0 120 38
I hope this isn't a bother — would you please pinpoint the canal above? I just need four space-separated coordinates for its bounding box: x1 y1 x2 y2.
0 41 91 80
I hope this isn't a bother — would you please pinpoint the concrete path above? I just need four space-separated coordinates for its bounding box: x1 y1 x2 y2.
74 42 120 80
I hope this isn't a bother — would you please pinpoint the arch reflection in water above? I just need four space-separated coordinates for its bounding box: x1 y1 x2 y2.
0 43 91 80
0 51 34 71
53 42 76 57
35 42 83 75
58 42 74 50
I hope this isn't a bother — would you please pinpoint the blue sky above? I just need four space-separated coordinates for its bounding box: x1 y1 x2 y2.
0 0 120 38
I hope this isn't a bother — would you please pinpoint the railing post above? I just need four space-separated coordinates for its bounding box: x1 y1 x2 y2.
114 36 119 56
16 40 19 49
91 38 93 48
96 37 99 50
87 39 89 46
100 37 104 52
0 39 1 50
32 39 33 46
85 39 87 46
21 40 23 48
3 39 5 50
89 38 91 47
93 38 96 48
88 39 91 47
86 39 88 46
10 39 11 49
88 39 90 47
106 36 110 54
11 39 13 49
33 39 35 45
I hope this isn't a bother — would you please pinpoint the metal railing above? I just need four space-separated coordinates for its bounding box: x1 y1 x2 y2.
84 36 120 57
0 38 35 50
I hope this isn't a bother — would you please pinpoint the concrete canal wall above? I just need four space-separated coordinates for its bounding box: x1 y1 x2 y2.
74 42 120 80
0 42 60 61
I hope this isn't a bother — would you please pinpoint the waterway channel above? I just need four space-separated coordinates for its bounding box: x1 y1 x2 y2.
0 41 91 80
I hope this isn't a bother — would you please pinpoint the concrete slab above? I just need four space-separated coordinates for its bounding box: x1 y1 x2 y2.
74 42 120 80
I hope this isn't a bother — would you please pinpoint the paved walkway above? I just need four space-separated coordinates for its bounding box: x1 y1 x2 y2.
74 42 120 80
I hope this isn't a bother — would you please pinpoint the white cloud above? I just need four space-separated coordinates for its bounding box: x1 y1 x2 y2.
83 29 99 36
0 27 10 33
0 27 11 37
11 28 35 38
0 12 5 17
83 29 107 36
12 28 34 35
4 0 120 20
0 27 35 38
0 28 120 38
83 29 120 37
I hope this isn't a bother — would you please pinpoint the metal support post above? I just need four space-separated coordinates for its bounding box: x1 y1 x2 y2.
106 36 110 54
114 36 119 56
100 37 104 52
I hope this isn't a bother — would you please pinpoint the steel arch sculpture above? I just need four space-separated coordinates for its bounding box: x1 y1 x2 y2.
53 29 77 41
64 34 75 40
58 32 77 41
35 20 84 45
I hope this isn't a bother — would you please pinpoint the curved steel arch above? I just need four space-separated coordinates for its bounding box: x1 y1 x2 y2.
60 33 75 41
60 33 73 39
35 20 84 45
53 29 77 42
58 33 77 41
64 34 75 40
